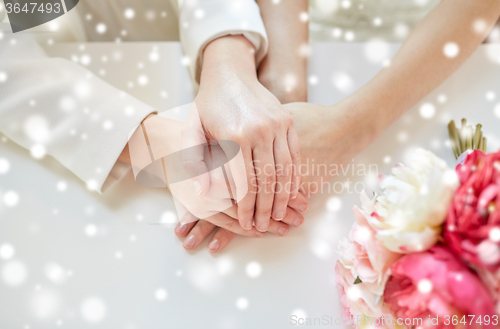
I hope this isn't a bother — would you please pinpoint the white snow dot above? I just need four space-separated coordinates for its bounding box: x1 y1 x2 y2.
291 309 307 320
417 279 433 294
74 82 91 98
299 12 309 22
489 227 500 242
216 257 233 276
24 115 50 142
2 260 27 286
245 261 262 278
60 96 76 111
44 263 66 284
236 297 249 310
115 251 122 259
332 72 354 93
3 190 19 207
326 197 342 212
194 9 205 19
96 23 107 34
0 244 15 260
81 297 107 323
419 103 435 119
103 120 114 131
124 8 135 19
443 42 459 58
344 31 355 41
487 91 496 101
31 290 60 319
311 239 332 259
308 75 318 85
0 158 10 174
394 24 409 39
85 224 97 237
137 75 149 86
332 28 342 38
86 179 98 191
373 17 382 26
364 39 389 63
473 19 487 34
56 181 67 191
145 10 156 21
149 52 160 62
80 54 91 66
0 71 7 83
494 103 500 118
181 56 191 66
160 211 177 225
437 94 447 103
383 156 392 164
155 288 168 301
341 0 351 9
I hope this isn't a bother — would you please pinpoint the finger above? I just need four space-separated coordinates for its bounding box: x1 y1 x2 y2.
182 220 217 250
271 136 293 221
175 221 196 237
267 220 290 237
253 145 276 232
225 147 256 231
287 192 309 213
207 228 236 253
287 125 302 200
205 212 264 237
280 207 304 228
181 105 210 196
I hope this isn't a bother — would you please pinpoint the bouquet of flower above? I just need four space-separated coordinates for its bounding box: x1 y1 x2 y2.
336 120 500 329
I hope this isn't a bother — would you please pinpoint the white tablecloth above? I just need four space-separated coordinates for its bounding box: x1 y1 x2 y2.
1 42 500 329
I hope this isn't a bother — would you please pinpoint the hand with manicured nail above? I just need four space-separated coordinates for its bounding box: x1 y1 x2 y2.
175 192 309 253
186 35 302 234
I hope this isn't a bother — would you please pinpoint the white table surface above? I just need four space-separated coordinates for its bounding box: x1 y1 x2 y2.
1 41 500 329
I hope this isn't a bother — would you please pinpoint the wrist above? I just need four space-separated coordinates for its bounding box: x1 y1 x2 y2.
200 35 258 84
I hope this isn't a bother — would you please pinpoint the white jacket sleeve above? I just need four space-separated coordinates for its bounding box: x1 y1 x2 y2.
178 0 268 83
0 23 156 193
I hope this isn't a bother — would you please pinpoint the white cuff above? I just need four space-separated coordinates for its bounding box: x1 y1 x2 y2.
179 0 268 83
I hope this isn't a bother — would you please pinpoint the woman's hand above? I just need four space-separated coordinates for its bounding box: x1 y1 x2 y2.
188 35 303 233
175 192 309 253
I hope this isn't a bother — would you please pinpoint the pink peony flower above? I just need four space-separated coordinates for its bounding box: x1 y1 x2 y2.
384 246 496 329
444 150 500 269
335 266 392 329
336 199 401 325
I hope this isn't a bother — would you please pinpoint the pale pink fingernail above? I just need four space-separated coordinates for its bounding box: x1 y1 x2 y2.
293 217 303 227
278 226 288 236
274 211 284 220
183 235 196 248
299 203 308 212
208 239 220 252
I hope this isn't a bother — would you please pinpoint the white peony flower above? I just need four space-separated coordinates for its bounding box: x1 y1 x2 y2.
365 149 459 253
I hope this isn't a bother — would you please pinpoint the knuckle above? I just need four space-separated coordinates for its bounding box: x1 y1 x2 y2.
256 205 273 217
260 174 276 190
290 150 301 162
240 205 255 215
276 162 292 178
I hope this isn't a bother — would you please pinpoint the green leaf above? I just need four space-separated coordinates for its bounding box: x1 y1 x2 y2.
353 277 362 284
